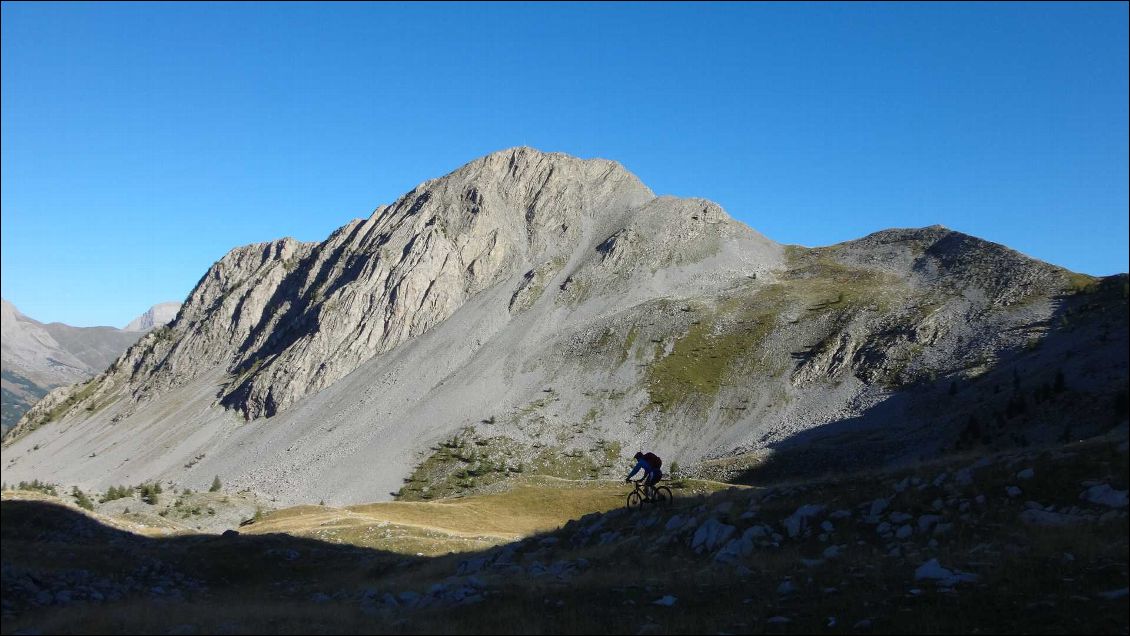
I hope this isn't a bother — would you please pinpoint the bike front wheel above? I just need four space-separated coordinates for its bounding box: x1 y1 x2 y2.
626 491 643 509
654 486 673 506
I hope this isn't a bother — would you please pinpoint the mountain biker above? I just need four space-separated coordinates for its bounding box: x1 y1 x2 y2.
625 451 663 499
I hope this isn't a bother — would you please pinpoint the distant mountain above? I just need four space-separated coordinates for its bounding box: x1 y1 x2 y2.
0 300 180 432
2 148 1125 506
123 302 182 332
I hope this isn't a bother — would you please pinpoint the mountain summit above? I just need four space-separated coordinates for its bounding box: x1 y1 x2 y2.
2 148 1125 505
123 302 182 332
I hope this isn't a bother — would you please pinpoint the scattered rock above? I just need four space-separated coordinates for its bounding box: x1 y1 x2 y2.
868 498 890 519
691 519 737 553
782 504 825 538
914 559 978 586
917 514 942 533
1080 484 1128 509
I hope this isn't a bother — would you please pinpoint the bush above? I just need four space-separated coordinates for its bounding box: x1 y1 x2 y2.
100 485 133 503
72 487 94 511
137 482 162 505
16 480 57 495
210 475 222 492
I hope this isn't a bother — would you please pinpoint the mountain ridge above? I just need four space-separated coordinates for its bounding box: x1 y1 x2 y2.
2 148 1125 507
0 299 181 433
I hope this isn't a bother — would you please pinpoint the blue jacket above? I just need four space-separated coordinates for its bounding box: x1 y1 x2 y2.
626 457 656 480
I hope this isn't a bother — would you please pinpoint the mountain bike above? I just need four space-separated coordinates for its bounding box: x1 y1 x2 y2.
626 478 673 508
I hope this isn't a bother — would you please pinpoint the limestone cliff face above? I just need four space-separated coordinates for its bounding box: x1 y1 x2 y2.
17 148 659 427
122 302 182 332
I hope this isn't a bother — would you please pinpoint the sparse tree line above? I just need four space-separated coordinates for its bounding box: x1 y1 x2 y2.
2 475 224 512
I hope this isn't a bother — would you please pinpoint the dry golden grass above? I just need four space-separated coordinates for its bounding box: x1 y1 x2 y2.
4 438 1123 635
244 476 735 554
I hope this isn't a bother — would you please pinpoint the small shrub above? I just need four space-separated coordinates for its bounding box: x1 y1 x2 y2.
100 485 133 503
137 482 162 505
16 480 57 495
72 487 94 511
209 475 222 492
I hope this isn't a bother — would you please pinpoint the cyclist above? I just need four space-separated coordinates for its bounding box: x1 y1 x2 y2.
625 451 663 500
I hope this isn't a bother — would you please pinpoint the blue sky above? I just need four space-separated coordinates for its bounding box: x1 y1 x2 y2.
2 2 1127 327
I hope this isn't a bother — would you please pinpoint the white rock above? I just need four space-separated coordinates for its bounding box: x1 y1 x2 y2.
1019 509 1084 527
917 514 942 533
914 558 978 586
690 519 736 554
1080 484 1128 509
782 504 825 538
868 498 890 518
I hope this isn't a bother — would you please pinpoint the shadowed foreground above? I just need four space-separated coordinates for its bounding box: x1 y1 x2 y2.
2 432 1128 635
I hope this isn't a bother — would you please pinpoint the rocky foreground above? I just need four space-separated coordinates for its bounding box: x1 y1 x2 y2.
2 428 1126 635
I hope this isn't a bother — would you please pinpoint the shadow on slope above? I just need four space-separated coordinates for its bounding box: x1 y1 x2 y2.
732 275 1129 487
4 429 1128 635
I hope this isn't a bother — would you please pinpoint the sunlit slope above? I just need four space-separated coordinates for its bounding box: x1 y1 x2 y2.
242 476 734 555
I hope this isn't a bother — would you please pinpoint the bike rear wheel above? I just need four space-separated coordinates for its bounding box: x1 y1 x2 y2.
654 486 673 506
626 491 643 508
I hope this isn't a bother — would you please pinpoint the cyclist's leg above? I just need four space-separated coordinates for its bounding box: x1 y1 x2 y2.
645 470 660 499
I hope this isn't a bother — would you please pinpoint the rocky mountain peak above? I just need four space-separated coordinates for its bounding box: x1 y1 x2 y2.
57 149 666 421
123 302 183 332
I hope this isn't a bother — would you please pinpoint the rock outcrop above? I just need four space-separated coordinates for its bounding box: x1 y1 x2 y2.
123 302 182 332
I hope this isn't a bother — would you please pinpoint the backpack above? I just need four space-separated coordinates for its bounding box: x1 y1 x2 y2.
643 452 662 471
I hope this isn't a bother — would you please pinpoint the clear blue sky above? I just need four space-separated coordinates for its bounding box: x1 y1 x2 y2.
2 2 1127 327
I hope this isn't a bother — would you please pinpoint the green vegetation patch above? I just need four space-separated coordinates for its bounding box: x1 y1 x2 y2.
3 480 58 496
10 378 103 441
646 309 774 411
1064 272 1099 295
646 249 902 411
396 428 624 502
